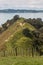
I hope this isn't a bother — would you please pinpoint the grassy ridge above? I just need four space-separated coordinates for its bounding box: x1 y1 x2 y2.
0 18 36 47
0 17 43 65
0 56 43 65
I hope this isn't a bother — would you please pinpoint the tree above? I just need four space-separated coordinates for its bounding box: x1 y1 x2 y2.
8 36 18 56
23 28 33 38
2 23 8 31
22 28 34 56
13 15 19 21
32 30 43 56
0 27 2 33
0 44 7 57
16 37 32 56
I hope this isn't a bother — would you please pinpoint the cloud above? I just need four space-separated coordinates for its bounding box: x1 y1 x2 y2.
0 0 43 9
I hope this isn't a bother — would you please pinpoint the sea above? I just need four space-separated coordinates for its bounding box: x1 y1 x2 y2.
0 13 43 26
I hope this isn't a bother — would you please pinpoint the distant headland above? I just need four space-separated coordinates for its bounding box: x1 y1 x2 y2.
0 9 43 13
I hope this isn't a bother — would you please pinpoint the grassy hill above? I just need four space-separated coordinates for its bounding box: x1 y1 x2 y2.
0 17 37 56
0 18 36 46
0 16 43 57
0 16 43 65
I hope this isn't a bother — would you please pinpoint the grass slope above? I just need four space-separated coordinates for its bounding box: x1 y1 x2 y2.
0 56 43 65
0 18 36 47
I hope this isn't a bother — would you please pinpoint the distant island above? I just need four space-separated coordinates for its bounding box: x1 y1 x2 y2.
0 9 43 13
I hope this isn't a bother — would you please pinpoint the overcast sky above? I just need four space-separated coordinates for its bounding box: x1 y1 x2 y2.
0 0 43 9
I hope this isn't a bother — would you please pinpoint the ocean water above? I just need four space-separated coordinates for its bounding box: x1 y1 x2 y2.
0 13 43 26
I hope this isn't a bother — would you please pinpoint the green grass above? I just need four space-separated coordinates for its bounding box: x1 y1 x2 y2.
0 56 43 65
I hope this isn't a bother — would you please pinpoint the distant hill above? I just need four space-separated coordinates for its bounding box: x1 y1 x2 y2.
0 9 43 13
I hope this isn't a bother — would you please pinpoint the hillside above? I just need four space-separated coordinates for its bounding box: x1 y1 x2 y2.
0 9 43 13
0 15 43 57
0 18 36 47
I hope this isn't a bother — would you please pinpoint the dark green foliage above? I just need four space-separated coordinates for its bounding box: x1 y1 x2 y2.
0 27 3 33
0 15 19 32
32 30 40 38
2 23 8 30
13 15 19 21
25 18 43 29
23 28 33 38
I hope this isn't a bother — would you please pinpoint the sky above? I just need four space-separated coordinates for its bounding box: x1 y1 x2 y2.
0 0 43 9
